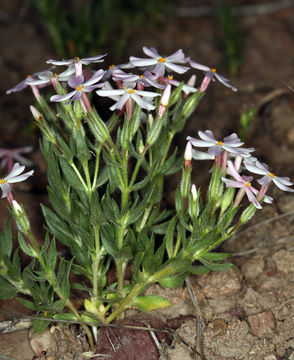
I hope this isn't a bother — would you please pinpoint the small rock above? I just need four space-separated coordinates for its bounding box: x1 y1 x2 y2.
264 355 278 360
272 249 294 273
197 268 241 299
277 194 294 213
241 256 265 280
247 311 275 338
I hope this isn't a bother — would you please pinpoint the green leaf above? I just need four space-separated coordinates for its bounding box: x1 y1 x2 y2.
90 191 107 225
46 237 57 272
203 252 231 261
59 158 86 191
57 258 72 299
200 258 234 272
134 295 171 312
16 297 38 311
18 233 37 258
56 133 73 161
0 217 13 258
159 148 183 175
53 313 78 321
190 265 211 275
0 276 18 299
47 186 70 221
41 205 73 246
95 166 109 189
33 315 51 334
158 273 186 288
165 216 177 259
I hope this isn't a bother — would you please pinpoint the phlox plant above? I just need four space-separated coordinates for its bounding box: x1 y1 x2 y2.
1 46 293 350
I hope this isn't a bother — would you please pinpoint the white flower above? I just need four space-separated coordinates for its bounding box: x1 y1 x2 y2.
0 163 34 198
243 160 294 192
130 47 189 77
187 130 253 157
96 85 160 111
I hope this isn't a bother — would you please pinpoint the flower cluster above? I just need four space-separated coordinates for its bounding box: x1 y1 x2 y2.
187 130 294 209
6 47 237 115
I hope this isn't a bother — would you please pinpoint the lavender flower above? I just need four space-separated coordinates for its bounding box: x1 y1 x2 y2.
130 47 189 77
6 69 52 99
47 54 106 77
165 75 197 94
222 161 262 208
47 54 106 66
112 69 165 89
243 160 294 192
0 147 33 172
0 163 34 198
50 69 104 104
187 130 251 157
27 67 75 87
188 59 237 92
96 85 160 111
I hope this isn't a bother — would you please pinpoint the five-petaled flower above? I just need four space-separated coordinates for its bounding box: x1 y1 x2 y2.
96 85 160 111
188 59 237 92
0 163 34 198
243 160 294 193
187 130 252 157
50 69 105 104
47 54 106 77
222 161 262 209
130 47 189 77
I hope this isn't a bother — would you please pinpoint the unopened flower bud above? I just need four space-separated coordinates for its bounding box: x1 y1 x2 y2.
158 84 171 118
188 184 199 218
184 141 192 170
187 74 196 88
12 200 30 235
191 184 197 201
30 105 42 121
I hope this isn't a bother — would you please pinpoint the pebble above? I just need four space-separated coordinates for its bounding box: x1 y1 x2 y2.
247 311 275 338
241 256 265 280
196 268 241 299
272 249 294 273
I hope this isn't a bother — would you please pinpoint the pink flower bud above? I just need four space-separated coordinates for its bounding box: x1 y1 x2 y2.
184 141 192 169
30 105 42 121
158 84 171 118
187 74 196 88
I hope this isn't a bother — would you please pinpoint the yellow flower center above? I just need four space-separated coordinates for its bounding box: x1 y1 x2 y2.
245 182 251 187
0 178 7 184
140 75 144 78
158 57 166 63
168 75 173 80
77 86 83 91
76 57 80 62
27 74 31 78
217 141 223 146
109 64 115 69
54 73 58 77
128 89 134 94
269 172 275 178
211 68 216 72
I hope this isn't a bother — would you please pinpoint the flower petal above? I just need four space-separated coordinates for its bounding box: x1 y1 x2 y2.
131 93 155 111
8 170 34 183
143 47 159 58
110 93 130 110
6 163 25 179
1 183 11 198
166 49 186 63
165 62 189 74
50 91 76 102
